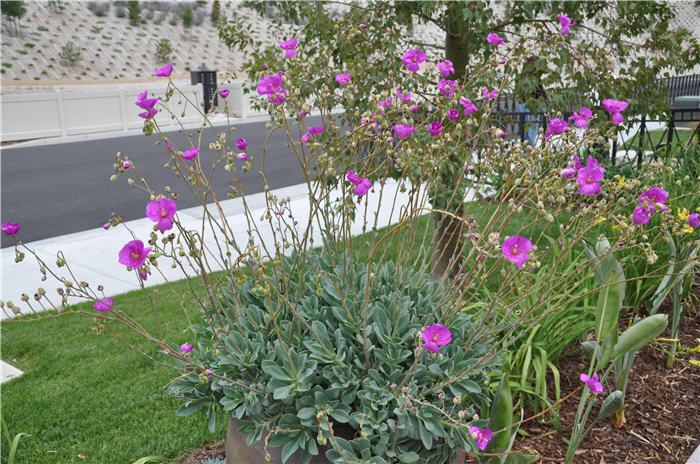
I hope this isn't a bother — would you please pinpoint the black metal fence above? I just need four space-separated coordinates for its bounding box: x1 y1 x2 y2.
491 74 700 166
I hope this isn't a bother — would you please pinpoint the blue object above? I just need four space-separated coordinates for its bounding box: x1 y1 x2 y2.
519 102 539 144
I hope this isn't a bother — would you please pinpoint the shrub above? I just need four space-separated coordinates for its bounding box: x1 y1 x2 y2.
58 41 81 66
155 38 172 63
115 6 126 18
23 42 34 48
127 0 140 25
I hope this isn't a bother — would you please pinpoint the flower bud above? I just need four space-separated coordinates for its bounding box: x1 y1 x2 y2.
110 175 118 182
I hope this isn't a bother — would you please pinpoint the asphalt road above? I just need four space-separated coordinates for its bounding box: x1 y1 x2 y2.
1 116 322 248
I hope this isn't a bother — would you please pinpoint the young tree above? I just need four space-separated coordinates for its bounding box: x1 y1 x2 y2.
1 0 27 36
127 0 140 26
211 0 221 25
181 4 193 40
155 38 173 63
219 1 699 278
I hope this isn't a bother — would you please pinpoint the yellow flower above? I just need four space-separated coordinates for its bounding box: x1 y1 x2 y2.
617 176 626 189
594 216 606 224
678 208 689 220
682 224 695 234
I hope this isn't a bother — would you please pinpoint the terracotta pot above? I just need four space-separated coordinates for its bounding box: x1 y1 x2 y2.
225 417 467 464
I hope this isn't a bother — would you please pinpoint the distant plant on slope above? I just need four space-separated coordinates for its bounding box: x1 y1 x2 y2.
211 0 220 25
59 41 81 67
127 0 140 26
1 0 27 36
155 38 172 63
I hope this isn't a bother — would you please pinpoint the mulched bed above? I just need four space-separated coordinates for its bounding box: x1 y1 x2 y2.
175 298 699 464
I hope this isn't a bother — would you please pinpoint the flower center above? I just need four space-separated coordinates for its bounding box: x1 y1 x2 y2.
432 333 440 342
511 244 519 255
159 208 168 218
586 175 593 183
131 252 140 261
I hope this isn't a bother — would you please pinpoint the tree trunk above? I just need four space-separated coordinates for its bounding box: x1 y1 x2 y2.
431 5 471 280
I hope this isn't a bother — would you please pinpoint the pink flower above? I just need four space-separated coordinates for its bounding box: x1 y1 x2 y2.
502 236 533 269
421 323 451 353
118 240 152 268
335 72 351 85
146 198 177 232
206 369 213 376
487 33 505 45
438 79 458 97
123 161 132 169
689 213 699 228
459 97 478 116
180 343 194 354
469 426 492 451
93 298 114 312
239 152 249 161
447 109 459 120
308 125 324 134
262 63 269 70
580 373 603 394
379 96 392 110
155 63 173 77
403 49 426 72
397 90 411 102
137 90 148 101
410 104 419 113
482 88 498 99
544 118 568 140
428 121 442 136
602 99 628 125
268 89 288 104
568 106 593 128
393 124 415 138
236 138 247 150
298 110 308 118
360 23 367 29
558 13 576 35
135 96 159 110
497 130 506 138
138 109 158 119
257 75 283 95
638 187 668 212
561 166 577 179
633 205 650 225
301 133 312 144
182 147 199 160
573 156 584 170
436 59 455 77
2 222 19 235
499 59 506 64
166 140 174 151
218 89 230 99
280 38 298 57
346 170 372 196
102 223 110 230
577 166 604 195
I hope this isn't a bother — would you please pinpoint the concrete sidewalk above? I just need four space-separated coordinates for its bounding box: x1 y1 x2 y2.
1 178 425 320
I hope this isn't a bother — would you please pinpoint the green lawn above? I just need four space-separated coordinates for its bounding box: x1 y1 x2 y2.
624 127 696 150
0 200 561 464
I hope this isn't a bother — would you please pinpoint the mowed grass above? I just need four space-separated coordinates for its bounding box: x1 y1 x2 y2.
1 278 225 464
0 200 562 464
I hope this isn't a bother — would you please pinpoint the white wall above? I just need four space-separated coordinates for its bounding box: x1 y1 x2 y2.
0 83 206 141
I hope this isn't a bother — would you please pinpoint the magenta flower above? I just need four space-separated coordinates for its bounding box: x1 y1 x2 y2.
633 205 650 226
573 156 584 170
577 166 604 195
487 33 505 45
236 138 247 150
410 104 419 113
602 99 629 125
135 96 159 110
499 59 506 64
459 97 478 116
137 90 148 101
580 373 603 394
482 88 498 99
393 124 415 138
155 63 173 77
93 298 114 312
218 89 230 99
397 90 411 102
689 213 699 228
2 222 19 235
403 49 426 72
568 106 593 128
123 161 132 169
180 343 194 354
469 426 492 451
206 369 213 376
544 118 569 140
280 38 298 57
239 152 249 161
308 125 324 134
379 96 392 110
261 63 269 70
138 109 158 119
335 72 351 85
360 23 368 29
146 198 177 232
301 133 312 144
346 171 372 196
638 187 668 212
436 59 455 77
118 240 152 268
561 166 577 179
428 121 443 136
298 110 308 118
438 79 458 98
268 89 288 104
257 75 283 95
166 140 174 151
421 323 451 353
182 147 199 160
447 109 459 121
502 236 533 269
497 130 506 138
102 223 110 230
558 13 576 35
